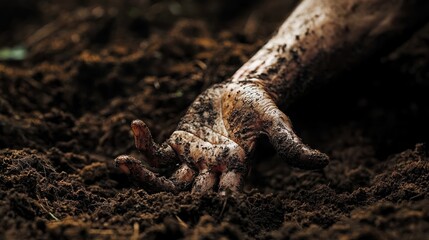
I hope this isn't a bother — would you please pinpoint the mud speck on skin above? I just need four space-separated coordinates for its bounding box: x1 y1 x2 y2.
1 0 429 239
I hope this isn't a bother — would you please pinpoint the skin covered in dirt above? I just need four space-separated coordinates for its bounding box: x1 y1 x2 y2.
116 0 429 194
1 0 429 239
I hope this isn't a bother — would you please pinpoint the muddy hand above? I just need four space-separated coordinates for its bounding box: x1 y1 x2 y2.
115 81 328 194
115 0 429 194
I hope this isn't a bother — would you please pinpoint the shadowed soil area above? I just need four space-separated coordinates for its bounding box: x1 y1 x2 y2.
1 0 429 239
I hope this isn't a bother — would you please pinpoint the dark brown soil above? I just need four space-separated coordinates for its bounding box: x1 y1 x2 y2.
1 1 429 239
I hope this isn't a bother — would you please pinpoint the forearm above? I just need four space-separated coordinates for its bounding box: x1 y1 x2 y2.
231 0 429 104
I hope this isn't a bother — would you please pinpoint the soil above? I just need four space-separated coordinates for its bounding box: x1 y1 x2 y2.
1 0 429 239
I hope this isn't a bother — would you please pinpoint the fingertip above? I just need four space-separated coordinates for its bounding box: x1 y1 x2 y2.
117 163 131 175
298 149 329 170
114 155 128 165
114 155 143 173
131 119 155 151
283 145 329 170
131 119 146 136
131 119 145 127
115 155 132 174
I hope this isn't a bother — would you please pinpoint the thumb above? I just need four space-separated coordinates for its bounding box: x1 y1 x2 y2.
265 110 329 170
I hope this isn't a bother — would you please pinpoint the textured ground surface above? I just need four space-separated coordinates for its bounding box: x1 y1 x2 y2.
1 0 429 239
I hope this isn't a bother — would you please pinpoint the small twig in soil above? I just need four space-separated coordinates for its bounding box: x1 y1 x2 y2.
36 200 59 221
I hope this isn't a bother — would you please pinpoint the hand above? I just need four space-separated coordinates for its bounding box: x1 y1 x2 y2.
115 80 329 193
